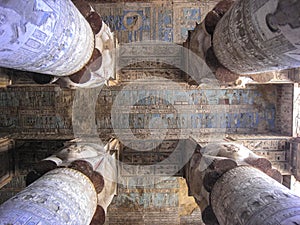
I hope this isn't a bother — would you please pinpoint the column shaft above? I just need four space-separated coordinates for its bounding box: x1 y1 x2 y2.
0 168 97 225
0 0 94 76
211 166 300 225
213 0 300 74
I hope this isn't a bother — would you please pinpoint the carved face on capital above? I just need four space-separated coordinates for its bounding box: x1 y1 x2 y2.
57 144 99 161
202 142 254 161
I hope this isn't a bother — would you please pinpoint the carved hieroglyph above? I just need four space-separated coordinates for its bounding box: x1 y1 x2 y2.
0 0 94 76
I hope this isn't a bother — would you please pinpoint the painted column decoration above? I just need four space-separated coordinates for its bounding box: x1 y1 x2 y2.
24 142 117 225
185 0 300 76
211 166 300 225
0 0 94 76
213 0 300 74
0 168 97 225
185 142 300 224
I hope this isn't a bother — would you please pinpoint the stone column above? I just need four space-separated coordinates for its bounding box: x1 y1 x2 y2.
185 142 297 224
25 142 117 225
211 166 300 225
0 0 94 76
213 0 300 74
0 168 97 225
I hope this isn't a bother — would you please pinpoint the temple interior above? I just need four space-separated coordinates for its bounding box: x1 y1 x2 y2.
1 0 300 224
